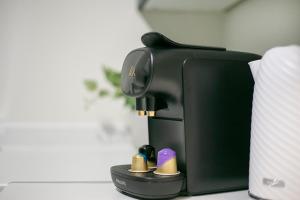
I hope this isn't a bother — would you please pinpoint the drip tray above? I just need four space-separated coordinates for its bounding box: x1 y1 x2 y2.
110 165 184 199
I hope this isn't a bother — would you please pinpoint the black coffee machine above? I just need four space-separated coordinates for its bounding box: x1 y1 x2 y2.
111 32 261 199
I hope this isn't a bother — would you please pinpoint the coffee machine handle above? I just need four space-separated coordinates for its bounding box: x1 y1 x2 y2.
141 32 226 51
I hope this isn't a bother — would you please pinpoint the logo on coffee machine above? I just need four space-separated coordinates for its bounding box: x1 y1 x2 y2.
263 178 285 188
128 66 136 77
116 178 127 187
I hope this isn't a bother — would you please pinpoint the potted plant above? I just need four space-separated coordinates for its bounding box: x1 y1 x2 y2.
83 65 148 147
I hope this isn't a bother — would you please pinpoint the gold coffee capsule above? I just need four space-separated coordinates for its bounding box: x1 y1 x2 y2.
154 148 180 176
128 154 150 173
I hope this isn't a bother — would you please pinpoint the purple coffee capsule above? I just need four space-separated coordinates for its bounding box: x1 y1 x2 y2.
154 148 180 176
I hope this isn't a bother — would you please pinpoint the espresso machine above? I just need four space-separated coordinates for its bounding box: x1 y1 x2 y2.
111 32 261 199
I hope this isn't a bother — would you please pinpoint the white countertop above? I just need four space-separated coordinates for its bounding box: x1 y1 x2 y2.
0 125 254 200
0 182 252 200
0 146 254 200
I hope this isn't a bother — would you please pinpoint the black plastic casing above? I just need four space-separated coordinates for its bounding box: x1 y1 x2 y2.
111 165 185 199
113 32 261 199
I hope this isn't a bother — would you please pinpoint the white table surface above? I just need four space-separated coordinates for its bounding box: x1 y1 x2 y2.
0 145 133 183
0 128 254 200
0 145 254 200
0 182 253 200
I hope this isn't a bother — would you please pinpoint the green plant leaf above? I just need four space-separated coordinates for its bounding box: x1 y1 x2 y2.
102 65 121 88
84 80 98 92
113 88 123 98
125 96 135 111
83 65 135 112
99 89 109 97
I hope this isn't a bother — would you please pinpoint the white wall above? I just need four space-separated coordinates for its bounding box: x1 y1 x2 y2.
224 0 300 54
141 0 300 55
0 0 150 123
142 11 225 47
1 0 299 123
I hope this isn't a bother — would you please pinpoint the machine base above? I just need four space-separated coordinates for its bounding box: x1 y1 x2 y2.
111 165 184 199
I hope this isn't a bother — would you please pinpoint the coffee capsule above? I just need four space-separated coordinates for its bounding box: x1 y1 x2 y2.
154 148 180 176
138 145 157 169
128 154 150 173
147 160 156 169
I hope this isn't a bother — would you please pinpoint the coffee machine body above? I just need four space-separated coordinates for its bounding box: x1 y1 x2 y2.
111 32 261 199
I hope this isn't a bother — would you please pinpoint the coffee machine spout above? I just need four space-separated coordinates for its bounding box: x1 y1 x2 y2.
136 97 146 116
136 96 157 117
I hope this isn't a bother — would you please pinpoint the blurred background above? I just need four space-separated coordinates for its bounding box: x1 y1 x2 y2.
0 0 299 192
1 0 300 124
